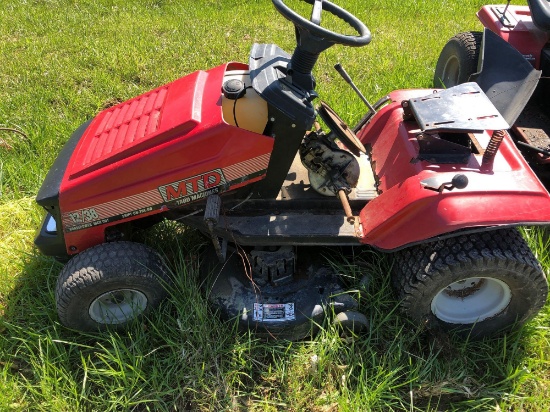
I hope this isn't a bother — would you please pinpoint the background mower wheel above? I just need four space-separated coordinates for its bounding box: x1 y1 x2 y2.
56 241 169 331
392 228 548 339
434 31 482 88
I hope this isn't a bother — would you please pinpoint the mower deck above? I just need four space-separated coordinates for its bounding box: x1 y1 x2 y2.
203 245 359 340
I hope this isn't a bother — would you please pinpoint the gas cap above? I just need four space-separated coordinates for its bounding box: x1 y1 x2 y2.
222 79 246 100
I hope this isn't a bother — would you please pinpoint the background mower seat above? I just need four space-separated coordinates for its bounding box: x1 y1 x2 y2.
528 0 550 31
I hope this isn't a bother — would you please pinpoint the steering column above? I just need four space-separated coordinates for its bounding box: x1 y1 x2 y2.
272 0 371 91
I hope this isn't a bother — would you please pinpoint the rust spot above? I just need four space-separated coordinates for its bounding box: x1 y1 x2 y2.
444 278 485 298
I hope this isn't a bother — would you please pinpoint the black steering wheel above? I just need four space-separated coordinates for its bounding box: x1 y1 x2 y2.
271 0 371 91
272 0 371 47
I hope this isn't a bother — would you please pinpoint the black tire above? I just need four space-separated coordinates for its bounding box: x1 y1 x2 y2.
56 241 169 331
392 228 548 339
434 31 482 88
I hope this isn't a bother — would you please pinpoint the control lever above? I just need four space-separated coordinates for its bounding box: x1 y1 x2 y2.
421 174 469 193
334 63 376 114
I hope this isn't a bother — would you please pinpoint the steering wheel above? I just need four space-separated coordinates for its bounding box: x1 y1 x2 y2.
271 0 371 47
271 0 371 91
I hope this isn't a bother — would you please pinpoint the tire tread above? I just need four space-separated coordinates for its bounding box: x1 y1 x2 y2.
55 242 169 330
392 228 548 338
434 31 482 88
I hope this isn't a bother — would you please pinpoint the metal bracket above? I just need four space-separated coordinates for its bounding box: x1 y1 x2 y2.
407 83 509 133
416 133 472 164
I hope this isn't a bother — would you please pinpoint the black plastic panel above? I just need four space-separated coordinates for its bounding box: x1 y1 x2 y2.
248 43 316 130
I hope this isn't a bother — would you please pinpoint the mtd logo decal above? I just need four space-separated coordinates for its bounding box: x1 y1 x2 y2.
158 169 227 206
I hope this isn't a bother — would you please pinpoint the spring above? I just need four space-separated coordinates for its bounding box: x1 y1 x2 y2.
482 130 505 169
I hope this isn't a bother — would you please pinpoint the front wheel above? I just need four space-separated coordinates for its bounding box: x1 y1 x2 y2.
392 228 548 339
56 241 170 331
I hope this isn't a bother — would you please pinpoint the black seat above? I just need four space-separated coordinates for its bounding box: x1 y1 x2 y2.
528 0 550 31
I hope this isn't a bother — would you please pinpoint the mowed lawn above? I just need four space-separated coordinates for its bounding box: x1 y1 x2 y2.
1 0 549 410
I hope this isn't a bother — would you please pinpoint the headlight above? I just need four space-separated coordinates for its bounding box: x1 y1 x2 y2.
45 214 58 234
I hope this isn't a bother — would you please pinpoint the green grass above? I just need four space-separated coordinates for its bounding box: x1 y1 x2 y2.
1 0 549 410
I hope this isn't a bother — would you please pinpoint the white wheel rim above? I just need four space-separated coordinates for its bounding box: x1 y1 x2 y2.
431 277 512 324
442 56 460 86
89 289 148 324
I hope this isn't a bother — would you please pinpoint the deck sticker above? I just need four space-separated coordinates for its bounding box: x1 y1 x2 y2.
253 303 295 322
62 154 271 232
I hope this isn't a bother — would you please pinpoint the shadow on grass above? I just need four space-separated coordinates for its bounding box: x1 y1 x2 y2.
0 223 546 411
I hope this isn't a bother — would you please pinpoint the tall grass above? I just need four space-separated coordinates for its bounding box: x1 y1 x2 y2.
1 0 549 410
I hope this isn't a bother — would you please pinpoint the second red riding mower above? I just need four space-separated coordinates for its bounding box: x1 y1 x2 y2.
35 0 550 340
434 0 550 185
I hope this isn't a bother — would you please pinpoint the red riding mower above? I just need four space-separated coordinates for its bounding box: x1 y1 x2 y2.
36 0 550 340
434 0 550 185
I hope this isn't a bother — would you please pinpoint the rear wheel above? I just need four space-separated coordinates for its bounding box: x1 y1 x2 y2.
434 31 482 88
392 228 548 339
56 241 169 331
